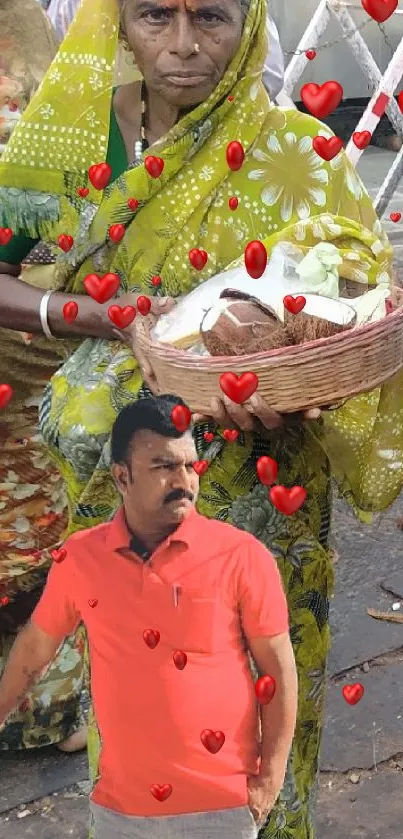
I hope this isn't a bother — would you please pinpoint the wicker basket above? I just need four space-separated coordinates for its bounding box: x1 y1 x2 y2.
136 288 403 414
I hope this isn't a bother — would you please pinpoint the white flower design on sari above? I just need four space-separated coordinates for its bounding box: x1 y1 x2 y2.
248 133 329 222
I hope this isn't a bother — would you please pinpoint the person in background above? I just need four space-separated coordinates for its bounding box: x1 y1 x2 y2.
45 0 81 41
0 0 87 757
263 16 284 101
0 394 298 839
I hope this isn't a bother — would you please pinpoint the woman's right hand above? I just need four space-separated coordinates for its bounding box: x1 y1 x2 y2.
112 294 176 391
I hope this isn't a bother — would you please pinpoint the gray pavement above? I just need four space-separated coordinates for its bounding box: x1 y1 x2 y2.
1 147 403 837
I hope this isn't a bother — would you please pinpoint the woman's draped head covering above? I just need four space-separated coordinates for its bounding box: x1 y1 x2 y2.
0 0 268 235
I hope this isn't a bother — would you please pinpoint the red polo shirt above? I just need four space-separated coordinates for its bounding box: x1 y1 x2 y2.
32 507 289 816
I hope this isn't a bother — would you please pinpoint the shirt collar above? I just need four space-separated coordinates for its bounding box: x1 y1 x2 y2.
106 506 199 554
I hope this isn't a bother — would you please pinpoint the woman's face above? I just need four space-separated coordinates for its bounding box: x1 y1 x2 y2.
121 0 244 108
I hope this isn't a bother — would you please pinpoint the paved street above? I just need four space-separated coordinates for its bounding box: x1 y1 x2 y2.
0 147 403 837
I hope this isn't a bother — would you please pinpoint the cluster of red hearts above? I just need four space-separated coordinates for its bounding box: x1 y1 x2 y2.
299 0 401 161
0 138 270 342
145 629 276 800
171 393 307 518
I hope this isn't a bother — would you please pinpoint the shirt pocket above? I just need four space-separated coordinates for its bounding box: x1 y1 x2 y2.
173 592 218 654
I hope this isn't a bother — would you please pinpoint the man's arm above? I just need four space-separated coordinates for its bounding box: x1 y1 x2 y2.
236 538 296 824
249 632 298 783
0 539 80 729
246 633 298 826
0 620 63 727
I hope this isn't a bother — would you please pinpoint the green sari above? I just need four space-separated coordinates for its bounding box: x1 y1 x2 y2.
1 0 403 835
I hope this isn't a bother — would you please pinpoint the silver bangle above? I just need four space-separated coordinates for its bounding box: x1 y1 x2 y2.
39 290 55 339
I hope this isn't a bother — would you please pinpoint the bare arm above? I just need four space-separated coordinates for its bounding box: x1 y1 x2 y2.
0 261 115 339
0 262 174 341
249 633 298 777
0 620 63 727
249 632 298 786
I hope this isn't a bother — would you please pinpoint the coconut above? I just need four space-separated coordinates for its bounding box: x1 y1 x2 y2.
284 294 357 344
200 290 290 356
201 291 357 356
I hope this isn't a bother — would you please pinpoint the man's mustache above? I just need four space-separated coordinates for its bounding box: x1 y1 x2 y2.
164 489 194 505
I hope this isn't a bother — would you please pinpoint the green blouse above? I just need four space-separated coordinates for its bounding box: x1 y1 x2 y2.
0 98 128 265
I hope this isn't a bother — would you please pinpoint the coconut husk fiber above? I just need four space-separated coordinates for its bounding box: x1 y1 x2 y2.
202 289 356 357
283 309 354 344
0 0 59 106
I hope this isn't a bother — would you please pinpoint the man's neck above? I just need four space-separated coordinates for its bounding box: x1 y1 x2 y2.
124 510 177 554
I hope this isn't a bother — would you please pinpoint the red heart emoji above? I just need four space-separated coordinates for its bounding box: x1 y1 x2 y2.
223 429 239 442
51 548 67 564
108 305 136 329
270 485 307 516
312 135 344 161
63 301 79 324
255 675 276 705
257 456 278 486
361 0 397 23
284 295 306 315
390 212 401 223
88 599 98 608
83 273 120 303
137 295 152 316
203 431 215 443
77 187 89 198
58 234 74 253
219 372 259 404
244 240 267 279
342 683 365 705
228 196 239 211
305 49 317 60
150 784 172 802
109 224 126 243
226 141 245 171
189 249 208 271
143 629 160 649
193 460 209 477
300 81 343 119
127 198 139 211
88 162 112 190
0 384 13 409
151 275 162 287
173 650 188 670
200 729 225 754
0 227 13 246
352 130 372 150
145 156 164 178
171 404 192 432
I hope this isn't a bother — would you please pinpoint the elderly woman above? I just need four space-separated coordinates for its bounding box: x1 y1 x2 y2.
0 0 403 836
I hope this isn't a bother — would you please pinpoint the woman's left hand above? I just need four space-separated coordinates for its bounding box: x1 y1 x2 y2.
194 393 321 433
112 295 176 392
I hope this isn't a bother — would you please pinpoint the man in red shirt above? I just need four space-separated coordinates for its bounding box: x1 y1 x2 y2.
0 394 297 839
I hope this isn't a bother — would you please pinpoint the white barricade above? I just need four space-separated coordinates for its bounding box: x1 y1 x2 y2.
281 0 403 216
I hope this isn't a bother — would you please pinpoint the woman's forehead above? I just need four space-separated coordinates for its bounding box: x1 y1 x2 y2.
129 0 239 11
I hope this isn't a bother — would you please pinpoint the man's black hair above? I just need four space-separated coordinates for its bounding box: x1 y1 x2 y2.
111 394 191 465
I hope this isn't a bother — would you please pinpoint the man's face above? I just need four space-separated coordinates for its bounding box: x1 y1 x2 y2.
113 430 200 529
121 0 244 109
